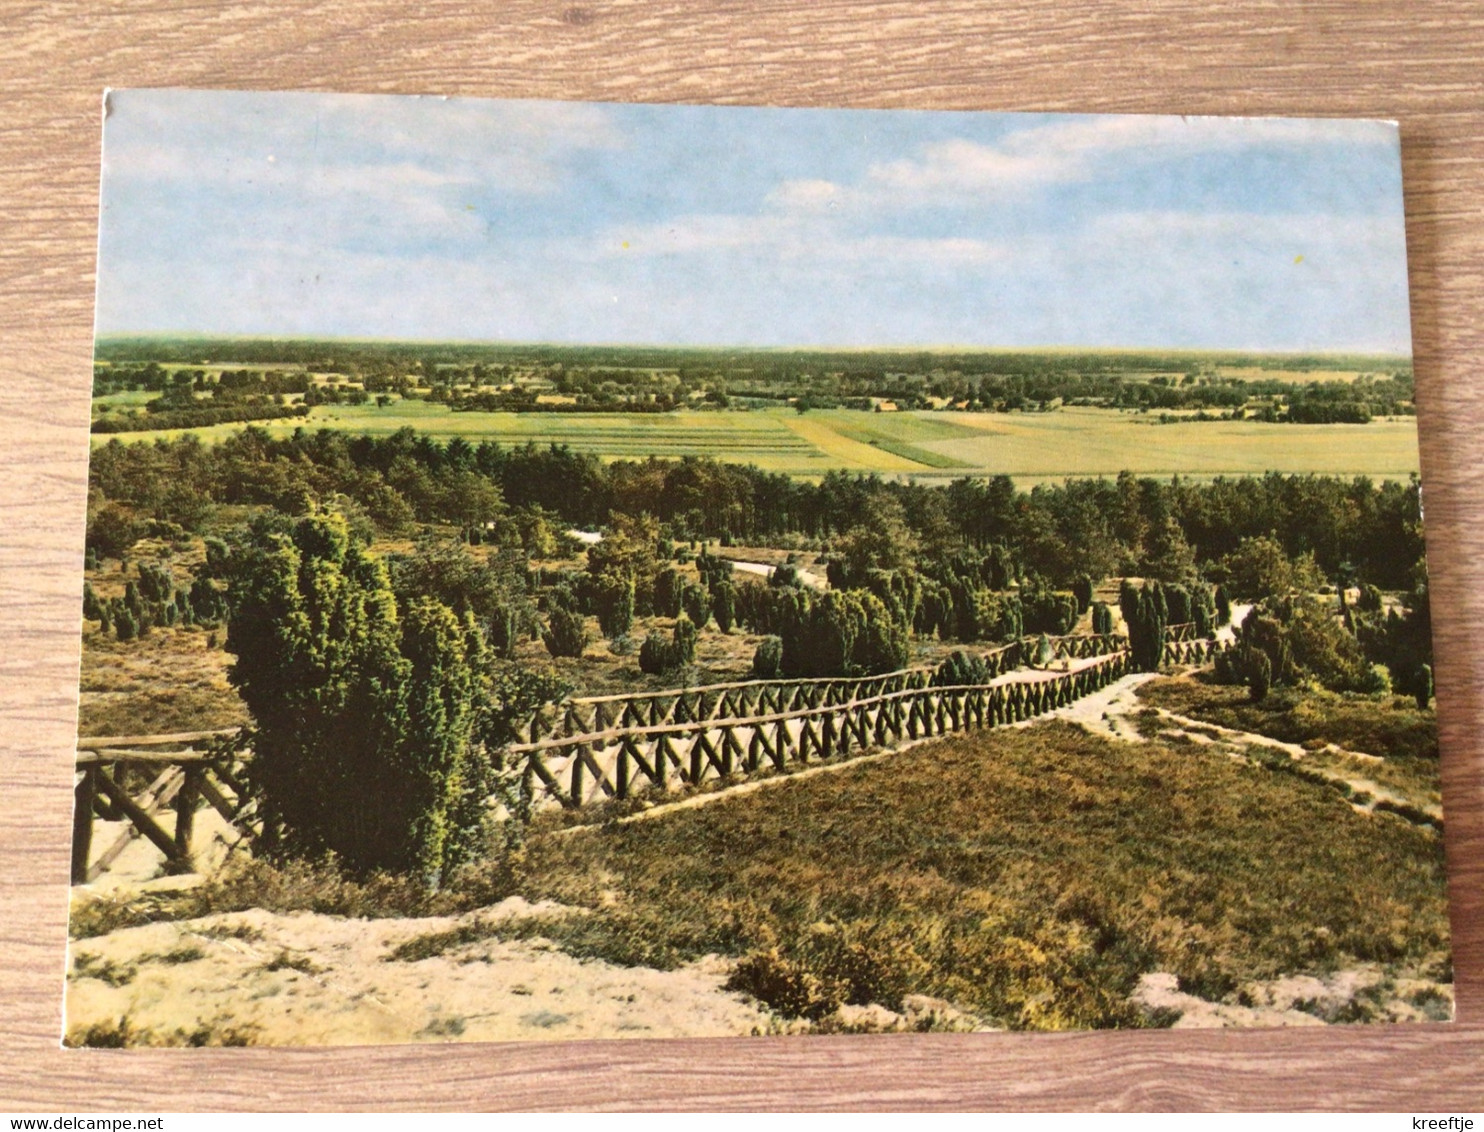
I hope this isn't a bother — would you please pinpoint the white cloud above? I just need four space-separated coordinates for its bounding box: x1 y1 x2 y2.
767 178 845 211
104 89 622 197
858 115 1397 204
588 211 1004 268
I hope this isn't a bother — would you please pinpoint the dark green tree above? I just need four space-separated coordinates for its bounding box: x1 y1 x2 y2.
225 513 486 881
752 635 783 679
593 572 635 639
1091 601 1114 636
543 606 588 658
1214 584 1232 627
681 581 711 630
653 566 683 618
1071 575 1094 615
1248 650 1271 702
711 581 736 633
81 582 104 622
1120 580 1167 672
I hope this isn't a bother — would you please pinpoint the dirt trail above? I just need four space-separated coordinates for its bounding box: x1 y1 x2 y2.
1038 667 1441 823
1024 670 1160 742
726 559 826 589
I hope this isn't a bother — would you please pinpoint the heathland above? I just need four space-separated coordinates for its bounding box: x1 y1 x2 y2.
65 338 1445 1043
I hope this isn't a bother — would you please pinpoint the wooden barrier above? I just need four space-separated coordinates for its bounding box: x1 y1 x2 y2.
1162 637 1217 666
525 666 938 745
525 632 1128 745
71 729 254 884
507 651 1131 812
68 631 1143 876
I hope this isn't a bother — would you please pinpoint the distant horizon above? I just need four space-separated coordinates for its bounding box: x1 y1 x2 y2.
92 332 1411 363
96 92 1414 353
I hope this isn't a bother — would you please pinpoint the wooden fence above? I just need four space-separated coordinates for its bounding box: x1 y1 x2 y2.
506 650 1131 812
1162 636 1218 665
72 729 253 884
525 631 1127 745
69 631 1163 878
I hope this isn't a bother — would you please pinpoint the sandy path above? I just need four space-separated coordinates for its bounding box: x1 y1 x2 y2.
65 897 772 1047
1024 670 1161 742
1037 664 1440 823
1215 602 1254 646
727 559 826 589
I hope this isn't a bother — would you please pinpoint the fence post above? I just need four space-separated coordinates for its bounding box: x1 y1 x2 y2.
71 766 97 885
172 764 201 873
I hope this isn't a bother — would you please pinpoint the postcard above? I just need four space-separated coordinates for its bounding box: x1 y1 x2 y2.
66 89 1447 1046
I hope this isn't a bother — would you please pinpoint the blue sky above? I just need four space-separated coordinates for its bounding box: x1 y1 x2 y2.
95 90 1413 353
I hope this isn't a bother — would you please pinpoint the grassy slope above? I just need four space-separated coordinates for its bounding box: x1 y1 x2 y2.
1136 675 1437 762
1135 675 1441 810
510 720 1449 1030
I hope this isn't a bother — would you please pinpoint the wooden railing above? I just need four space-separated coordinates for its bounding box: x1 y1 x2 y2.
69 633 1144 878
1162 637 1218 666
72 729 254 884
507 651 1131 812
524 633 1127 745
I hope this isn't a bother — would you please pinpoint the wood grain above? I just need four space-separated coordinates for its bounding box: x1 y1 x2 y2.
1 0 1481 1110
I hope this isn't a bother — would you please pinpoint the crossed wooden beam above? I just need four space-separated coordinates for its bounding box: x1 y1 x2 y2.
71 729 254 885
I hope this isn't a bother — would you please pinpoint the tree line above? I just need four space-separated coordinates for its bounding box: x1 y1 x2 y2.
88 427 1425 593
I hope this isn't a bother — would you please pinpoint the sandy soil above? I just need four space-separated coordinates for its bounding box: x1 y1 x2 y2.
1132 968 1451 1028
65 897 773 1047
726 559 826 589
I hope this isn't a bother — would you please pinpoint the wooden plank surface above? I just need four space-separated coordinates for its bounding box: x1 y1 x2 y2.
1 0 1482 1111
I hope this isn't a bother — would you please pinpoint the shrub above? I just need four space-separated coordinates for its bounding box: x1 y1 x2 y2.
770 563 801 588
1120 581 1167 672
780 589 906 678
933 650 990 687
638 615 698 675
680 582 711 630
488 602 519 661
751 636 783 679
1248 651 1271 702
1020 580 1078 636
726 948 844 1021
855 596 910 674
226 513 487 882
188 576 227 626
1091 601 1114 636
948 582 1021 643
711 581 736 633
672 614 698 666
114 608 137 641
1164 583 1192 627
1215 585 1232 627
653 567 683 618
86 501 143 560
638 634 670 675
543 607 588 659
1072 575 1094 615
915 579 952 638
592 572 635 639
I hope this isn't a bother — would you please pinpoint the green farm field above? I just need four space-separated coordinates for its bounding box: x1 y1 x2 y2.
90 400 1422 482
